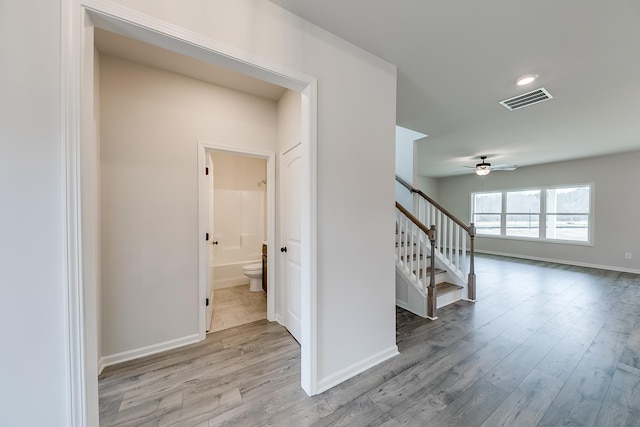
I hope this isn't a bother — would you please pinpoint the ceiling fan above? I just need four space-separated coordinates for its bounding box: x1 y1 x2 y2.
465 156 517 176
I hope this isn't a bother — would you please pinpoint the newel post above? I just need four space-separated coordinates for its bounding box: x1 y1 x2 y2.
468 223 477 301
427 225 438 320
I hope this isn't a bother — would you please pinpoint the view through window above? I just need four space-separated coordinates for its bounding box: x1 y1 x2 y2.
472 185 591 243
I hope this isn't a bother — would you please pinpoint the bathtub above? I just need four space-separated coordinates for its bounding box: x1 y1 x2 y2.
212 260 261 289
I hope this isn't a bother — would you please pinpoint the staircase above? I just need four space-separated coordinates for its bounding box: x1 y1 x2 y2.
395 177 476 320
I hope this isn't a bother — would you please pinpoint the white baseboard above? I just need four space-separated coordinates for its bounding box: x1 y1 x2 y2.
316 345 399 394
99 333 201 374
477 250 640 275
395 299 411 312
274 313 285 327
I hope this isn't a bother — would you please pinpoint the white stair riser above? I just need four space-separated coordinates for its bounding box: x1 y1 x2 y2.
436 288 463 309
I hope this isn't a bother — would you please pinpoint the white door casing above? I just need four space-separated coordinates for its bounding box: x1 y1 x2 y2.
282 143 302 343
205 152 215 331
198 141 278 335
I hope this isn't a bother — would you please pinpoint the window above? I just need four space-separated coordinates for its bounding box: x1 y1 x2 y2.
472 185 592 243
506 190 540 238
472 192 501 235
546 186 590 241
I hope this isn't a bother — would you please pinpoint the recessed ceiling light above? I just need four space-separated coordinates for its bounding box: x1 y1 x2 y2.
517 74 539 86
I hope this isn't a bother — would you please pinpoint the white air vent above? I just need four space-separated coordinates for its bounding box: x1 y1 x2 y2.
500 87 553 111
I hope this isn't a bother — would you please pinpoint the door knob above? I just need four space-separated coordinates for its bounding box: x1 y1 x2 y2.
281 247 287 253
212 241 219 245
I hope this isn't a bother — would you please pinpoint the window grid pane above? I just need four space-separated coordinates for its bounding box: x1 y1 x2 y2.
546 187 590 213
506 214 540 238
506 190 540 213
546 214 589 241
474 192 502 213
475 214 501 235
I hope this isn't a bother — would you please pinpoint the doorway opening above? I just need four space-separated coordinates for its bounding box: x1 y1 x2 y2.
199 146 276 336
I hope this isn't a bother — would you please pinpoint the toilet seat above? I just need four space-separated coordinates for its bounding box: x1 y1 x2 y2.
242 263 262 271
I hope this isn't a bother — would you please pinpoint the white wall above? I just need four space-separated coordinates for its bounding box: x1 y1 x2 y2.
437 151 640 272
416 175 439 201
395 126 427 209
99 54 278 357
277 90 301 151
106 0 398 385
395 126 417 182
0 1 70 425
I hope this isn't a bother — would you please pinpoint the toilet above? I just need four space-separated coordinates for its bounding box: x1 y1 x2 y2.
242 263 263 292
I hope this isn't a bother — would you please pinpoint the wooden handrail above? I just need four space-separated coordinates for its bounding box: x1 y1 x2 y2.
395 175 413 192
395 202 433 239
395 175 472 234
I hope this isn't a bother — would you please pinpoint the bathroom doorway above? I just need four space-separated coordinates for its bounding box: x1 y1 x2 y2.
198 143 276 337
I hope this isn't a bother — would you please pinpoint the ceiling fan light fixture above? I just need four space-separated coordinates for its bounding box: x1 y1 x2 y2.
476 165 491 176
475 156 491 175
516 74 538 86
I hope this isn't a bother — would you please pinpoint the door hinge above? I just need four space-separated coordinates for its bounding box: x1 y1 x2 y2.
205 232 209 241
206 298 210 307
205 167 209 175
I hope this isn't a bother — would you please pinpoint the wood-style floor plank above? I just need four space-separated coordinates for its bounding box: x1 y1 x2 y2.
593 364 640 426
480 369 563 427
419 379 508 427
99 254 640 426
537 364 611 427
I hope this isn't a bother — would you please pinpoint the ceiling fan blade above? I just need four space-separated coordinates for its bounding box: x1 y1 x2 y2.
492 163 517 171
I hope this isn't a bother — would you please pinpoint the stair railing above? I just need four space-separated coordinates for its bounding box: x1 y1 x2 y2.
396 176 476 301
395 202 438 318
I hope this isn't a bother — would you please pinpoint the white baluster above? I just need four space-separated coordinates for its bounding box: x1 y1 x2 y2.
409 223 416 278
455 224 460 270
462 233 467 276
440 215 445 258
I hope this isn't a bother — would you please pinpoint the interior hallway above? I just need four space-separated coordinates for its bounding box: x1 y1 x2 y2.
99 254 640 426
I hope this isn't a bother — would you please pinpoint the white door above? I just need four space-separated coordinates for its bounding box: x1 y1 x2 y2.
282 143 302 342
205 152 215 331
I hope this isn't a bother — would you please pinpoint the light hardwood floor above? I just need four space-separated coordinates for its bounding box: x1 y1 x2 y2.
99 254 640 426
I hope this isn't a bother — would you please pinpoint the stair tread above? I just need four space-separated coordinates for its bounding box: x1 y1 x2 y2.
437 281 463 295
412 267 446 278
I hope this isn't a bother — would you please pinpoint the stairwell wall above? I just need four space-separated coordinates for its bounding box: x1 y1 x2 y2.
416 175 439 202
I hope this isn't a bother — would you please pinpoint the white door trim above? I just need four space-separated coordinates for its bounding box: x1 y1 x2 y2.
197 141 277 336
61 0 88 424
65 1 319 424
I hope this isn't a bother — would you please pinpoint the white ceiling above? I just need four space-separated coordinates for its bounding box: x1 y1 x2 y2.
94 28 287 102
269 0 640 177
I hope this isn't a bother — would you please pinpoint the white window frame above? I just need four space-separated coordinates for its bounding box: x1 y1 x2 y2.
471 183 594 246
